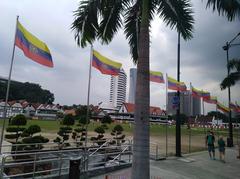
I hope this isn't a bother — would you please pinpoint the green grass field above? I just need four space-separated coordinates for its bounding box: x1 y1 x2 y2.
1 118 238 137
1 118 239 155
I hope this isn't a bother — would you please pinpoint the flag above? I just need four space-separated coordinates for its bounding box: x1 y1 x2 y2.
201 90 210 100
230 102 238 111
15 21 53 68
92 50 122 76
150 71 164 83
236 102 240 113
191 86 203 98
203 96 217 104
191 86 210 99
217 102 230 113
167 76 187 91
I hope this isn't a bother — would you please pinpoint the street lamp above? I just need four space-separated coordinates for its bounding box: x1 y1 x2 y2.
176 31 181 157
222 32 240 147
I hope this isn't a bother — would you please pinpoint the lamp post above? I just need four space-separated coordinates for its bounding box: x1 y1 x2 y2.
222 32 240 147
176 31 181 157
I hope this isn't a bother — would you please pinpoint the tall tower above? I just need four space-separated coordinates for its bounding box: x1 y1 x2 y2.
109 68 127 108
128 68 137 103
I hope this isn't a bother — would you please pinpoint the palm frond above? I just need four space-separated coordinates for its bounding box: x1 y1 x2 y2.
228 58 240 72
124 0 161 63
71 0 101 47
157 0 194 40
124 1 141 63
220 72 240 89
98 0 127 44
206 0 240 21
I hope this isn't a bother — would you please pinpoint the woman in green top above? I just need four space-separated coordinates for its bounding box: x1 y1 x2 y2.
218 136 226 163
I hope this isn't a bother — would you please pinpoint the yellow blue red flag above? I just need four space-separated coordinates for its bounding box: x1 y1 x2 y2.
150 71 164 83
15 21 53 68
92 50 122 76
167 76 187 91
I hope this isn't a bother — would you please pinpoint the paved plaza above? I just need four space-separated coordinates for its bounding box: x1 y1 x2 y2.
93 147 240 179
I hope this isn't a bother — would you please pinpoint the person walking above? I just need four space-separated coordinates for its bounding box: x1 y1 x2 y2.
206 131 215 160
218 136 226 163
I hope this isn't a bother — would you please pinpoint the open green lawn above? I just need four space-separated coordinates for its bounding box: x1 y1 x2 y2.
1 119 238 137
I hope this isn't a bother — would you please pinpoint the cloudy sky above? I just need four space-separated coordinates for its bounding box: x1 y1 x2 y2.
0 0 239 113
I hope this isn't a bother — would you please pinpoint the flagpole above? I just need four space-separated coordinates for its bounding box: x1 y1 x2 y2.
84 44 93 173
165 73 168 157
0 15 19 154
190 83 192 116
216 103 219 140
202 96 206 136
236 101 239 144
189 83 192 153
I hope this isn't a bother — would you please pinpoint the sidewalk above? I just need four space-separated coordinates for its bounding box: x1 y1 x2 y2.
92 147 240 179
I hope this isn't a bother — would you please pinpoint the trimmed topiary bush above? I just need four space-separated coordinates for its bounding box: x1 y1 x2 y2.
54 114 75 148
5 114 27 143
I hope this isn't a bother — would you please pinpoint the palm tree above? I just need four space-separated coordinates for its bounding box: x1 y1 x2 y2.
71 1 194 178
221 58 240 89
206 0 240 21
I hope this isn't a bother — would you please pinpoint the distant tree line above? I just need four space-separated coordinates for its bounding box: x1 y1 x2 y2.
0 78 54 104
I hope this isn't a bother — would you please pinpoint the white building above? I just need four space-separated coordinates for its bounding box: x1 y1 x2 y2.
128 68 137 103
109 68 127 109
0 101 11 118
35 104 62 120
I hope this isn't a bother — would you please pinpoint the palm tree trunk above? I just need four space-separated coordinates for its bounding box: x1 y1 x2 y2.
132 0 150 178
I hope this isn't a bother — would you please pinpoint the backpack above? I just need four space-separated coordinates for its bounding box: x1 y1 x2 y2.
207 135 214 145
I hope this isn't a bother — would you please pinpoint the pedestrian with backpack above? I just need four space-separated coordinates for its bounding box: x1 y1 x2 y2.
206 131 215 160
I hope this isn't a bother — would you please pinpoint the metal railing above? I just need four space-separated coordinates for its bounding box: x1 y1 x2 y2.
0 141 132 179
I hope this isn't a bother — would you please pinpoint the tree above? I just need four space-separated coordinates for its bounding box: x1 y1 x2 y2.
5 114 27 143
220 59 240 89
0 80 55 104
101 115 112 130
72 1 194 178
207 111 228 122
21 125 49 150
111 124 125 145
102 115 112 124
173 113 188 125
90 126 106 146
54 114 75 147
72 128 85 147
72 116 89 147
75 105 91 118
22 125 41 137
206 0 240 21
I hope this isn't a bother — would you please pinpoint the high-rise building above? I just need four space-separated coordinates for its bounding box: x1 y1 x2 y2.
128 68 137 103
109 68 127 109
167 91 201 116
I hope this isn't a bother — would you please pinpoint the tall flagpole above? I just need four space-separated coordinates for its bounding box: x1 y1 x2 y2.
202 95 206 136
84 45 93 174
216 103 219 140
0 15 19 154
190 83 192 116
165 73 168 156
176 31 181 157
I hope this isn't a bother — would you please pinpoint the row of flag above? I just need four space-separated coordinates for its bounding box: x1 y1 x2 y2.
91 48 240 114
15 20 239 114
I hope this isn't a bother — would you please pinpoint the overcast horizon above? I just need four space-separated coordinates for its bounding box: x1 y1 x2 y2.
0 0 239 113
